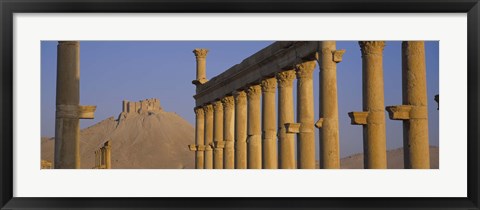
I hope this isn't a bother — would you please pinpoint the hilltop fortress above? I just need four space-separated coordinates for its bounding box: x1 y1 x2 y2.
122 98 162 114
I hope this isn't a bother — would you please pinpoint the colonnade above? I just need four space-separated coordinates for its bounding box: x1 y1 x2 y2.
94 141 112 169
190 41 432 169
189 42 345 169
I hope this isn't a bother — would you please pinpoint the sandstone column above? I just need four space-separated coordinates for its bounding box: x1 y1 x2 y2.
386 41 430 169
193 107 205 169
296 61 317 169
104 141 112 169
247 84 262 169
55 41 96 169
192 49 209 85
234 90 248 169
261 77 278 169
222 96 235 169
316 41 345 169
348 41 387 169
213 100 224 169
203 104 214 169
276 70 297 169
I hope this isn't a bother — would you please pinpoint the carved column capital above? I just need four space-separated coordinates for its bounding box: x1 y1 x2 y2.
233 90 247 105
213 100 223 111
276 70 296 88
296 61 316 79
359 41 385 56
203 104 213 114
221 96 235 109
402 41 425 56
193 48 209 59
194 107 205 117
261 77 277 93
247 84 262 98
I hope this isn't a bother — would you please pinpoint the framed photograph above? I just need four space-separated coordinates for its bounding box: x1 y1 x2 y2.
1 0 479 209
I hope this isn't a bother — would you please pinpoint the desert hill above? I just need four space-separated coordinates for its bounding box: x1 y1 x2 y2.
339 146 439 169
41 98 195 169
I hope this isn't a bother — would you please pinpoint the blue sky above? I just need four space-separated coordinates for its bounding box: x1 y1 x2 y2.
41 41 439 158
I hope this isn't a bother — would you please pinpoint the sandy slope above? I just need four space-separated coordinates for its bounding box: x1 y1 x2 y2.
41 109 195 169
339 146 439 169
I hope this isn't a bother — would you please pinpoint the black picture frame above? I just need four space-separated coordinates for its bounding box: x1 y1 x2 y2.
1 0 479 209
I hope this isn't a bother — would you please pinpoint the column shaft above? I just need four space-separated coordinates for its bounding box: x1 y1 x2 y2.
276 70 297 169
261 77 278 169
296 61 316 169
318 41 341 169
203 104 214 169
234 90 248 169
222 96 235 169
54 41 81 169
402 41 430 169
247 84 262 169
194 107 205 169
360 41 387 169
213 101 224 169
105 142 112 169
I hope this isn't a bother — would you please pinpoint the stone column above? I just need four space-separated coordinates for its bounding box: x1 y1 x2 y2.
193 107 205 169
192 49 209 85
276 70 297 169
203 104 214 169
222 96 235 169
261 77 278 169
55 41 96 169
386 41 430 169
296 61 317 169
213 100 224 169
104 141 112 169
348 41 387 169
247 84 262 169
316 41 345 169
234 90 248 169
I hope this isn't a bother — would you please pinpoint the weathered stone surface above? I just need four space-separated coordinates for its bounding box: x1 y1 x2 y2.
222 96 235 169
192 48 209 85
318 41 342 169
247 84 262 169
234 90 247 169
203 104 214 169
261 77 277 169
194 107 205 169
276 70 296 169
213 100 224 169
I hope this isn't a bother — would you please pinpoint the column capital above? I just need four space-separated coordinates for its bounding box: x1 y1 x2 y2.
203 104 213 114
233 90 247 105
213 100 223 111
221 96 235 109
276 70 296 88
194 107 205 117
359 41 385 56
58 41 79 46
261 77 277 93
193 48 209 59
296 61 316 79
402 41 425 56
247 84 262 98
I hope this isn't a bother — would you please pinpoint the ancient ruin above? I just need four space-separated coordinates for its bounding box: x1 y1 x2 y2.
93 141 111 169
54 41 96 169
190 41 433 169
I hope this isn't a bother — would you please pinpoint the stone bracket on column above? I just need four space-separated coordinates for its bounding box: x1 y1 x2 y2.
188 144 197 151
78 105 96 119
385 105 412 120
332 49 346 63
213 141 225 149
348 112 368 125
315 118 324 128
285 123 300 133
57 105 96 119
